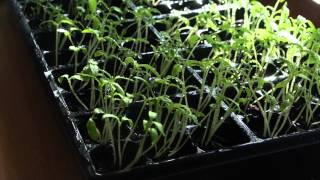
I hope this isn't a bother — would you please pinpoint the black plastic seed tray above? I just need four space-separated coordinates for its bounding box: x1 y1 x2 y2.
8 0 320 179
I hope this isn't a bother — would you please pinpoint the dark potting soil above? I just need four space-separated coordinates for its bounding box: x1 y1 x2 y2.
181 91 217 114
190 117 250 151
143 132 198 163
136 52 177 76
62 91 93 112
90 144 117 172
34 31 60 51
289 97 320 130
121 29 160 54
27 17 42 30
23 1 47 20
43 50 86 68
243 104 297 139
51 65 88 90
89 140 149 173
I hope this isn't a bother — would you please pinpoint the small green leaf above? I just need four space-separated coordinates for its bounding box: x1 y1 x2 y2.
88 0 97 14
148 111 157 120
83 59 100 75
138 64 160 77
188 34 200 47
143 120 148 131
126 93 134 99
149 128 159 145
82 28 100 37
153 121 164 136
70 74 84 81
58 74 69 84
121 116 133 127
103 36 118 45
94 50 105 57
125 57 136 66
111 6 122 14
69 45 80 52
185 60 201 68
112 82 125 95
57 28 68 34
87 118 101 141
257 77 265 89
70 28 80 33
286 94 294 103
69 45 86 53
178 16 190 26
59 19 75 26
255 28 271 41
277 30 299 44
172 64 183 76
122 96 133 105
102 113 119 121
94 108 104 114
154 78 167 85
239 98 249 104
57 28 71 37
132 76 147 84
280 101 289 112
189 114 199 125
76 6 86 13
297 73 310 81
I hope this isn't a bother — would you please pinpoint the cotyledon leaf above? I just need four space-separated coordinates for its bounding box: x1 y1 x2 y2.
87 118 101 141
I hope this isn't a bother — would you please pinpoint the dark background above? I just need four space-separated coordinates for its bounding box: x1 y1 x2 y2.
0 0 319 179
